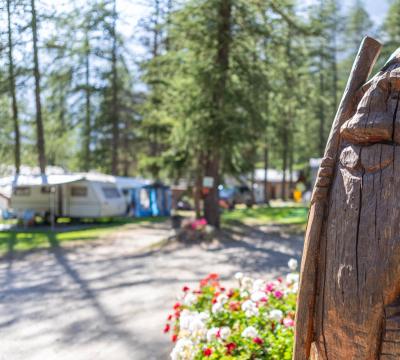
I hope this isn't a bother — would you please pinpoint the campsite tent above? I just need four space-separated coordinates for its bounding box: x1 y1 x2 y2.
10 173 126 220
131 182 171 217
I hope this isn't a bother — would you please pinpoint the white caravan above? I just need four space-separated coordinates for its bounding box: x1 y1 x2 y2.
10 173 126 219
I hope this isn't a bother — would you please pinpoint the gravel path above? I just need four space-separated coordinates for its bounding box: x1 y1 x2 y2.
0 221 304 360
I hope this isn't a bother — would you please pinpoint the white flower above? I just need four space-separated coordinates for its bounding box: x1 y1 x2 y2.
242 300 259 317
219 326 231 340
234 272 244 281
252 279 265 292
269 309 283 322
286 273 299 285
212 302 224 314
288 258 298 271
240 289 249 298
242 276 254 290
198 312 210 322
290 282 299 294
216 293 228 304
183 293 197 306
241 326 258 338
206 327 219 342
251 290 266 302
170 338 195 360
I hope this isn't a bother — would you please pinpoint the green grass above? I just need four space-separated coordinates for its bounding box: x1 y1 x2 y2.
0 216 166 256
221 205 309 226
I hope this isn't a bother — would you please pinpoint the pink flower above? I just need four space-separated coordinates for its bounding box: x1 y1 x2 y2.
283 317 295 327
273 290 283 299
253 337 264 345
266 282 275 292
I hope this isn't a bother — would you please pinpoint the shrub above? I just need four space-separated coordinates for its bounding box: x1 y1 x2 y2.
164 259 299 359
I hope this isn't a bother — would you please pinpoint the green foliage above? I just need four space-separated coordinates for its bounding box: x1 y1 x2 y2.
166 271 298 359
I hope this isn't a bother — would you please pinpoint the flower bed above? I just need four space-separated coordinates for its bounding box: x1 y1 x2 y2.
164 259 299 359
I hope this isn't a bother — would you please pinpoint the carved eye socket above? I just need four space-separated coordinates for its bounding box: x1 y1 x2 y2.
340 145 361 171
340 144 394 173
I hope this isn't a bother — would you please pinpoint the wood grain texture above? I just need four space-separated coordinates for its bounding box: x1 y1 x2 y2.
293 37 383 360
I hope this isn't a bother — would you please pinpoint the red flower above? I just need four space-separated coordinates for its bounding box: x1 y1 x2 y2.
164 324 170 333
227 289 235 298
220 287 226 292
226 342 236 354
171 334 178 342
229 301 241 311
173 302 181 310
167 314 173 321
174 310 181 318
253 337 264 345
208 273 219 280
182 286 190 292
203 348 213 357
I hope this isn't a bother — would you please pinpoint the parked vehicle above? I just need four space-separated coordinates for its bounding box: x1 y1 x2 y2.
10 173 126 220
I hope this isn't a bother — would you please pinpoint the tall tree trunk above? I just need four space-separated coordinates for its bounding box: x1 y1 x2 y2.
83 32 91 172
110 0 119 175
203 151 220 227
263 146 269 205
204 0 231 228
194 153 203 218
31 0 46 174
281 129 288 200
7 0 20 174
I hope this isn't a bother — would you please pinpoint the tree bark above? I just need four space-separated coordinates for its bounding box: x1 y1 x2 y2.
293 36 382 360
203 151 220 227
31 0 46 174
263 146 269 205
7 0 20 174
83 31 91 172
110 0 119 175
203 0 231 228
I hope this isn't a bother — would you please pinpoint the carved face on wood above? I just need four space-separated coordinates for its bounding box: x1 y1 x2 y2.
313 63 400 359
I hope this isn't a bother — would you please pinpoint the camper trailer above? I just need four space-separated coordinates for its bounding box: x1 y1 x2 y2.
10 173 126 220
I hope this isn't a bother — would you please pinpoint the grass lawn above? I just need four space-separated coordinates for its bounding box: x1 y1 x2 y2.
0 216 166 256
222 204 309 226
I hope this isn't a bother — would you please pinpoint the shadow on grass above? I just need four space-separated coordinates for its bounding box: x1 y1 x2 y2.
0 216 168 258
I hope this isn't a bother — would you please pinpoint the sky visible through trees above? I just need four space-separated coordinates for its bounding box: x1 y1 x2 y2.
0 0 396 225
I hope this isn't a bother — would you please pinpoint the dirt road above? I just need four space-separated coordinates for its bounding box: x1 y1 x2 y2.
0 221 303 360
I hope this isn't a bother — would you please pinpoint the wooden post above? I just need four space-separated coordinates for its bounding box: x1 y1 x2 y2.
293 36 382 360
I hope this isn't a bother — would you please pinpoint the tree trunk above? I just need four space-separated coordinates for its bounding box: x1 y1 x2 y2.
204 0 231 228
263 146 269 205
7 0 20 174
281 130 288 200
83 32 91 172
203 151 220 227
110 0 119 175
194 153 203 218
31 0 46 174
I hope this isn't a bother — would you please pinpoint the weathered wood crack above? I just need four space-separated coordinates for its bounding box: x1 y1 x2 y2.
294 38 400 360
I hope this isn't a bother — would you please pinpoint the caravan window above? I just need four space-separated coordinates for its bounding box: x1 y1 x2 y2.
41 186 51 194
102 187 121 199
13 187 30 196
71 186 87 197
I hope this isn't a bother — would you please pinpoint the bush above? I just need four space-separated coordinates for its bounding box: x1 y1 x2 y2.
164 259 299 359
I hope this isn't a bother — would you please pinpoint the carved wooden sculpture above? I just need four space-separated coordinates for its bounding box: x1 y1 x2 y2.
293 37 400 359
